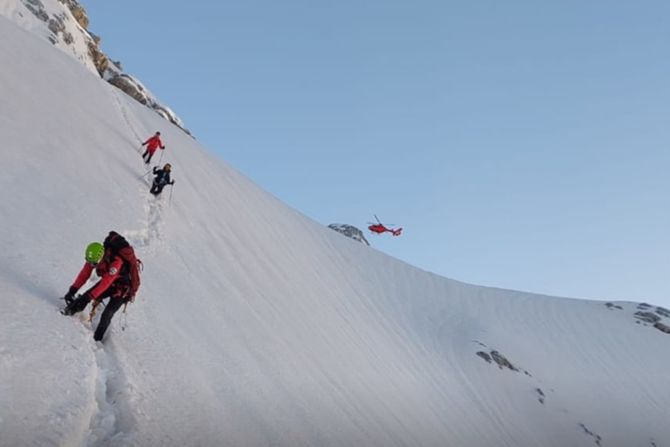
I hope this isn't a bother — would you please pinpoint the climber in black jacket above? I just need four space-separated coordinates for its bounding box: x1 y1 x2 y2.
150 163 175 196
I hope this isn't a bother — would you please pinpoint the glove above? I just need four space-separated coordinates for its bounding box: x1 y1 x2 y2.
63 291 90 315
170 180 175 185
81 291 95 303
63 286 77 305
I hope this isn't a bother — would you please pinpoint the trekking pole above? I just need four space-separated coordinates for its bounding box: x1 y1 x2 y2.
137 168 153 180
158 150 164 165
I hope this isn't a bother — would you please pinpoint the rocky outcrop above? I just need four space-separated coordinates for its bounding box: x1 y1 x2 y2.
476 349 529 374
328 224 370 246
578 423 602 446
474 340 532 377
57 0 88 28
635 311 661 324
107 74 187 132
108 74 148 105
23 0 48 22
13 0 190 135
654 322 670 334
603 302 670 336
605 302 623 310
47 13 73 45
87 34 109 77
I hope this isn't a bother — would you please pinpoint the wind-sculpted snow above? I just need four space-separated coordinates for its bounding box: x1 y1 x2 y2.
0 16 669 447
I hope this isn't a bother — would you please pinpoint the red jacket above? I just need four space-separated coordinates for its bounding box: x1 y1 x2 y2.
143 135 165 152
70 257 124 300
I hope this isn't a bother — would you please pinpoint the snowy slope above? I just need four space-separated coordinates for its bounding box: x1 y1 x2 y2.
1 16 669 447
0 0 97 72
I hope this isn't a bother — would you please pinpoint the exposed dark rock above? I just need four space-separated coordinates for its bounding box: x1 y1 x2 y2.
47 17 64 34
635 311 661 324
328 224 370 246
638 303 652 310
535 387 545 404
476 349 525 374
62 30 73 45
57 0 89 29
653 322 670 335
605 302 623 310
476 351 492 363
47 14 74 45
108 74 148 105
87 40 108 77
23 0 48 22
19 0 190 135
490 350 519 372
656 306 670 318
579 423 602 446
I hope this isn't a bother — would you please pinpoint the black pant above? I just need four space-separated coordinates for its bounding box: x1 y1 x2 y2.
150 182 166 195
93 297 126 341
63 288 128 341
142 149 154 164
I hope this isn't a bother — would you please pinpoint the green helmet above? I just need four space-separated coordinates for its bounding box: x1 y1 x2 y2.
85 242 104 264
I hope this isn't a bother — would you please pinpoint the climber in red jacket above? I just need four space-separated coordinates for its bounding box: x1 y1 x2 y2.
61 232 142 341
141 131 165 164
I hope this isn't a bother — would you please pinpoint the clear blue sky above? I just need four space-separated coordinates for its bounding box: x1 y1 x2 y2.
85 0 669 305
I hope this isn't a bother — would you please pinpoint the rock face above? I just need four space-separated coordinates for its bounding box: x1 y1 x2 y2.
328 224 370 246
107 73 186 131
3 0 190 135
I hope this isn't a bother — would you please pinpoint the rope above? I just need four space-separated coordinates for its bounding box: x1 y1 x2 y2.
121 302 129 331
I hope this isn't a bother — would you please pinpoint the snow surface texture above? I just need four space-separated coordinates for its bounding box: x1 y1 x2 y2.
0 0 188 133
0 16 669 447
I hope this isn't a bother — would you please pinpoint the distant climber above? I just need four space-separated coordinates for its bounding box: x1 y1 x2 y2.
150 163 175 195
141 131 165 164
61 231 141 342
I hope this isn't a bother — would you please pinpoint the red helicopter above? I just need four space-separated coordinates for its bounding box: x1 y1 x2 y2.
368 215 402 237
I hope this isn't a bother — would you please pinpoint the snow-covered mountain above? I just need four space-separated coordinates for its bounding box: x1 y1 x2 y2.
0 0 189 134
1 15 669 447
